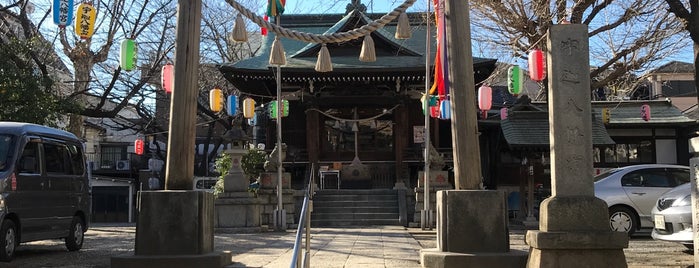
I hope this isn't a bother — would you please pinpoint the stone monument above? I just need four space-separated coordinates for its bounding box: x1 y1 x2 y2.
525 24 628 267
214 146 262 233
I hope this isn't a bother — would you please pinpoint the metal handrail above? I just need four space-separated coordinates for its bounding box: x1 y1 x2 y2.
290 163 315 268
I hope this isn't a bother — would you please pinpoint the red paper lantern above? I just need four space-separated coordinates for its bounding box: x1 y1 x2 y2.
161 63 174 93
478 85 492 111
134 139 144 155
641 104 651 121
528 49 546 81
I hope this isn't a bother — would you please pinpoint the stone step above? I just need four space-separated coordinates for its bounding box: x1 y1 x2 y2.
311 218 401 227
313 194 398 202
313 206 398 214
312 212 399 221
315 189 398 195
313 200 397 207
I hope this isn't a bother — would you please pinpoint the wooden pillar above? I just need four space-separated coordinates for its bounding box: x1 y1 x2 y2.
164 0 202 190
306 108 320 165
394 105 408 187
445 0 481 190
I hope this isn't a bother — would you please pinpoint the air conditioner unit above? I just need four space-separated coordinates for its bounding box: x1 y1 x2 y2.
116 160 130 171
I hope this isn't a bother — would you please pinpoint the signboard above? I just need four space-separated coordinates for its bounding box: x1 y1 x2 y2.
414 126 425 143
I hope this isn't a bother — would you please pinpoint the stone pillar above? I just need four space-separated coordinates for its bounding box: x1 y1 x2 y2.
525 24 628 268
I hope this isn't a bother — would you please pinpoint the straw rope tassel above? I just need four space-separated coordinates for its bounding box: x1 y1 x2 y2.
315 43 333 72
359 35 376 62
232 14 248 42
269 35 286 66
395 12 411 39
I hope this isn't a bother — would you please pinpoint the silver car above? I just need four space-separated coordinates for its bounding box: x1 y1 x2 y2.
594 164 690 235
651 183 693 248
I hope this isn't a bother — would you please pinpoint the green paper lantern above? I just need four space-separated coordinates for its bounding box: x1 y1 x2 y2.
508 65 524 95
120 39 138 71
269 100 289 118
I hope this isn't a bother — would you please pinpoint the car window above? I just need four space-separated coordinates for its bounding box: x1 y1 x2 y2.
44 142 70 175
620 171 643 186
668 168 690 185
18 141 40 174
621 168 672 187
594 168 620 182
0 135 13 171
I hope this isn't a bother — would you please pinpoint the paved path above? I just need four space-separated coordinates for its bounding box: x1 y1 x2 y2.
224 226 422 268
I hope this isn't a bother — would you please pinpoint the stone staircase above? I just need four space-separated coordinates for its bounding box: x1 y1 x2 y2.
311 189 402 227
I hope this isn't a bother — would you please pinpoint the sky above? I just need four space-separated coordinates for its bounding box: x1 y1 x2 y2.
278 0 693 69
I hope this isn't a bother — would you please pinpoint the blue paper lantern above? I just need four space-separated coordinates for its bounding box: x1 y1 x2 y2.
53 0 74 28
227 95 238 116
247 112 257 126
439 100 451 120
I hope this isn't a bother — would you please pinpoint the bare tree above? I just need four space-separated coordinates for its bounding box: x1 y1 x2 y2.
664 0 699 105
470 0 689 100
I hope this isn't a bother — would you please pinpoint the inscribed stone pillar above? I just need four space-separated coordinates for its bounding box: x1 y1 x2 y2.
525 24 627 268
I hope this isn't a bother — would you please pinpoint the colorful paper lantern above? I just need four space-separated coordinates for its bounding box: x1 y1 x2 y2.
270 100 289 119
161 63 174 93
430 104 440 118
226 95 238 116
134 139 144 155
119 39 138 71
247 112 257 126
641 104 651 121
507 65 524 95
478 85 492 111
500 107 508 120
75 2 96 39
602 108 610 124
209 88 223 113
242 98 256 119
439 100 451 120
420 95 438 115
528 49 546 82
53 0 74 28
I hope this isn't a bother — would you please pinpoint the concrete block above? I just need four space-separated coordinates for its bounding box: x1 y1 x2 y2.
214 202 260 228
526 230 628 249
436 190 509 253
527 248 627 268
134 191 214 255
538 196 609 232
112 252 231 268
223 171 248 192
421 248 528 268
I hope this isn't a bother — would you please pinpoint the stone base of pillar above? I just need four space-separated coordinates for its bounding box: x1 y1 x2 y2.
526 196 628 267
421 190 527 267
421 248 528 268
526 231 628 267
111 191 232 268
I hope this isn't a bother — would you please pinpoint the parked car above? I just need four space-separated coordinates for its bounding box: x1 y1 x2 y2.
594 164 690 235
0 122 91 261
651 183 693 248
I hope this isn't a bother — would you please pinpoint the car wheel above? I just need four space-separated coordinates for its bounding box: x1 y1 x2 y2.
65 216 84 251
608 206 637 235
0 220 17 262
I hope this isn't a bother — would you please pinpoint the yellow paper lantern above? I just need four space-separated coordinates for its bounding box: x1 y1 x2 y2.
242 98 256 119
75 2 96 39
209 88 223 113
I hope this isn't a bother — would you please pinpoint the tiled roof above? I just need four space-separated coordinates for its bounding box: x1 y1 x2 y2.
500 111 614 151
219 11 495 77
591 100 697 126
650 61 694 74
